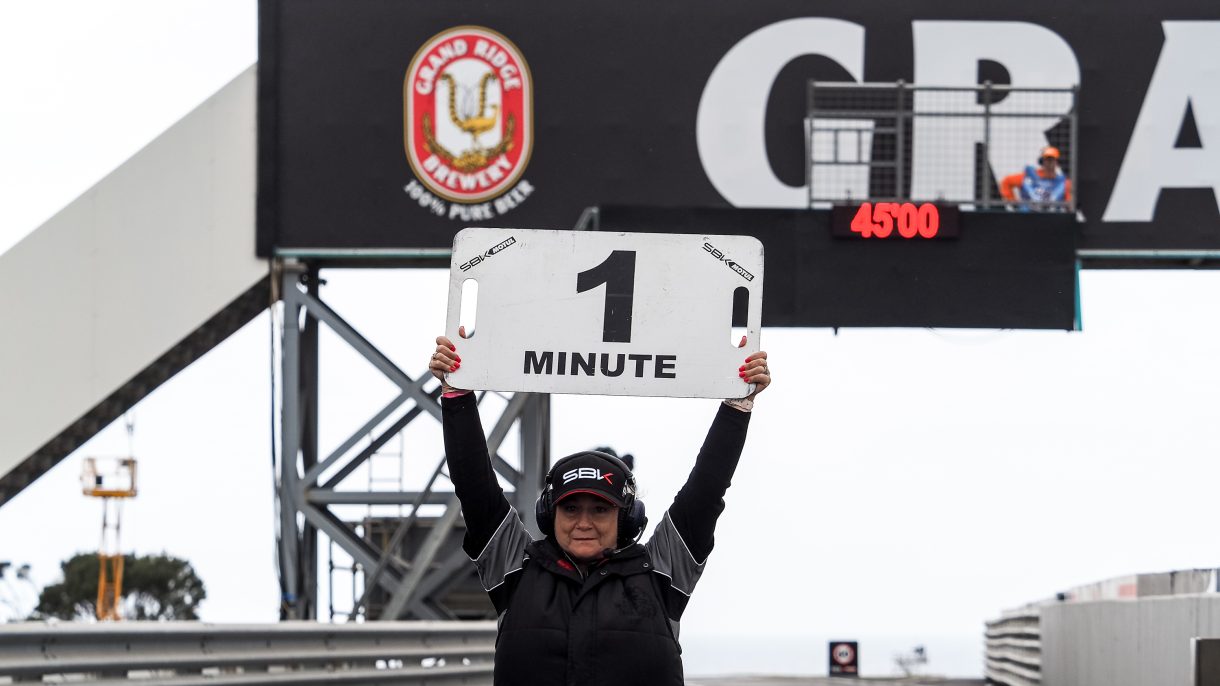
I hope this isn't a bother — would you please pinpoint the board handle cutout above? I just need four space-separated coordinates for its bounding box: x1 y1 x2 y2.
459 278 479 337
730 286 749 347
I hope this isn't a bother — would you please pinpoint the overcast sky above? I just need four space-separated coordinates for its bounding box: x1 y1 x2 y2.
3 1 1220 678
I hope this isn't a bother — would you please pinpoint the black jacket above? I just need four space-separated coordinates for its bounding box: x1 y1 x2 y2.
442 392 750 686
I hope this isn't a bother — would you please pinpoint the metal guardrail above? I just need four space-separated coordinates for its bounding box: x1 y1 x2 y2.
806 81 1077 212
984 607 1041 686
0 621 496 684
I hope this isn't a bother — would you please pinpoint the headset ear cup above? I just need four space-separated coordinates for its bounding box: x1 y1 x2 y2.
619 500 647 543
536 489 553 537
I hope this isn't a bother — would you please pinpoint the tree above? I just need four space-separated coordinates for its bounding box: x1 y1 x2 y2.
32 553 206 621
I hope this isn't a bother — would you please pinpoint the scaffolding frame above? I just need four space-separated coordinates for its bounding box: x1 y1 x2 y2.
82 456 137 621
275 261 550 620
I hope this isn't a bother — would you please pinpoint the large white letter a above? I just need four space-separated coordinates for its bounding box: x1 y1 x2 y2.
1103 22 1220 222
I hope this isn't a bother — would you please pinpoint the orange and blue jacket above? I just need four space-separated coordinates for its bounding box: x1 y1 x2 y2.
1000 166 1072 204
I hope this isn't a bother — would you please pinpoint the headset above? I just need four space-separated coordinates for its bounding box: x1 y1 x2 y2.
535 451 647 546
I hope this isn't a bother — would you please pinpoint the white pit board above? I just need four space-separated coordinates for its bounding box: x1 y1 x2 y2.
445 227 764 398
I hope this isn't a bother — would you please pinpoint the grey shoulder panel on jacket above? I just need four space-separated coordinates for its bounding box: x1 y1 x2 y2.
645 510 707 597
472 507 532 592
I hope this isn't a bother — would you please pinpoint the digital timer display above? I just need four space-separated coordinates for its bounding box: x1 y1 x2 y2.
831 202 961 240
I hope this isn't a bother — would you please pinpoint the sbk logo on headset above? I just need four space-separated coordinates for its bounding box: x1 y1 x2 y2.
561 467 615 485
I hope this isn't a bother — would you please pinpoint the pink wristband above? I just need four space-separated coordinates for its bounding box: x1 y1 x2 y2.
442 390 472 398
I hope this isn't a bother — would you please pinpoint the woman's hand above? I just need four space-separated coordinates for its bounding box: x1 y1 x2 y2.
430 326 469 393
739 351 770 400
736 336 770 402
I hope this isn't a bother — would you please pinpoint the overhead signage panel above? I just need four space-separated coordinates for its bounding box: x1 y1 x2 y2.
259 0 1220 258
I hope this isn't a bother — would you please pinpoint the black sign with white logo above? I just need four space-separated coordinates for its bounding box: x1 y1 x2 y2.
830 640 860 676
259 0 1220 258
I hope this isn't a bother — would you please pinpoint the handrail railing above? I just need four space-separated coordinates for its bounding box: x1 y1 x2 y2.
807 81 1078 213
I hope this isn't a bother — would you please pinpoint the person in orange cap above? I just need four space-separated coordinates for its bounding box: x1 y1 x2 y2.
999 146 1072 210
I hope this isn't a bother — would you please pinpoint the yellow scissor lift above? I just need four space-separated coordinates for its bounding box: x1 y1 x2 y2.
80 457 137 621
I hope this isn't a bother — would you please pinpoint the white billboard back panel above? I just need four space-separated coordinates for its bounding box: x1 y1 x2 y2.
445 228 764 398
0 68 264 491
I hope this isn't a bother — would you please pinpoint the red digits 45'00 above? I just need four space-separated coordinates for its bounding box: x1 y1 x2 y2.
851 202 939 239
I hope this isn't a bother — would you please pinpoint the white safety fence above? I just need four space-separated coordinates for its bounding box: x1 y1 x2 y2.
0 621 495 684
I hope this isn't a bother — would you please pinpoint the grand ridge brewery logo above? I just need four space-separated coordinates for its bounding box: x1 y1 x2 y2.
404 26 534 221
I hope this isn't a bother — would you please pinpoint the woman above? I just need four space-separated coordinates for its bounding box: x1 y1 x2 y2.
429 329 770 685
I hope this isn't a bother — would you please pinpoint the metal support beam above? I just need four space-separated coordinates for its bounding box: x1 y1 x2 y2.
354 458 451 616
302 390 411 486
405 548 478 618
518 392 550 538
300 265 321 619
277 266 304 619
895 79 906 201
276 262 551 621
304 490 458 506
321 402 433 490
381 495 464 619
298 504 399 586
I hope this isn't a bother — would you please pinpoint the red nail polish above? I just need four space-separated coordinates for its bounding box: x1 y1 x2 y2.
738 365 744 371
739 372 746 378
449 345 456 351
450 365 457 372
456 357 462 363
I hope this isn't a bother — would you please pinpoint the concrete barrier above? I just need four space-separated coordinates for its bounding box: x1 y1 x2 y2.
1040 595 1220 686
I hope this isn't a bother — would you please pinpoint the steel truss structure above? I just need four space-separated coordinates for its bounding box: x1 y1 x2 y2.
276 262 550 620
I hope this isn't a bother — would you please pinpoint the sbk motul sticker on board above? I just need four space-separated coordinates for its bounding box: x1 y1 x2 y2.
403 26 535 222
